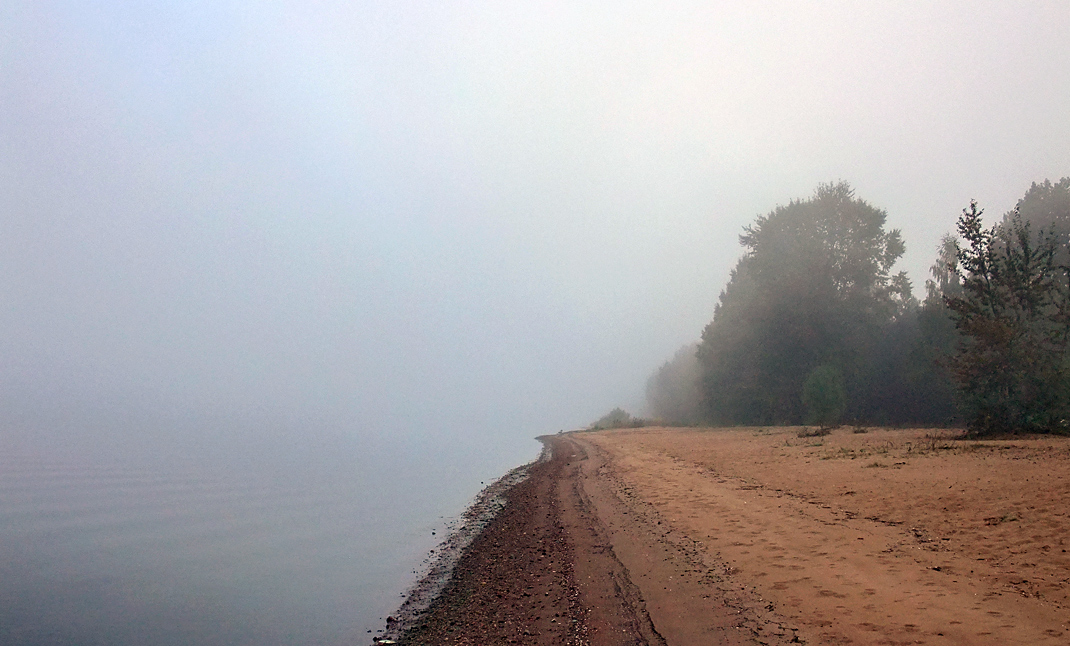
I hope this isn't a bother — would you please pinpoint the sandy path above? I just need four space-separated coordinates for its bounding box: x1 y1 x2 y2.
572 435 799 646
577 427 1070 646
396 435 668 646
395 434 786 645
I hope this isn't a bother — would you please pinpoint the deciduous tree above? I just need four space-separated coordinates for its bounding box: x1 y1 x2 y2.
697 183 911 424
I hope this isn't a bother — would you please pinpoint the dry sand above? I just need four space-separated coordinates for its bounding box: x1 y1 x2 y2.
579 426 1070 645
395 427 1069 645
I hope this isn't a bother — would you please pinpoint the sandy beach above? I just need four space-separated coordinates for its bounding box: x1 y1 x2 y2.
393 427 1070 645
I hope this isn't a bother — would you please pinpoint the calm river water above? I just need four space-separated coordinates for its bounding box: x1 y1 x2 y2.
0 432 538 645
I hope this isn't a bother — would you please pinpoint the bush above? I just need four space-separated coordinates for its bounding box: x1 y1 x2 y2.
589 407 652 430
802 365 846 428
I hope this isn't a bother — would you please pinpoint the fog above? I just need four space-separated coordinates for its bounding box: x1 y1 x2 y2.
3 0 1069 500
2 2 1068 639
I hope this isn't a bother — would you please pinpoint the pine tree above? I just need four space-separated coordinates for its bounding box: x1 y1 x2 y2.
944 202 1070 434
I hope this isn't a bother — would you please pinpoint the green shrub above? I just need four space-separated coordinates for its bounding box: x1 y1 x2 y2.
802 365 846 429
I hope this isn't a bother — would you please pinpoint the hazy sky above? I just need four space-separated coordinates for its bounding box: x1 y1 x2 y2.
3 1 1069 456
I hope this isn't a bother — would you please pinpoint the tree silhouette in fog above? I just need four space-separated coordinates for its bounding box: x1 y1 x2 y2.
646 343 703 425
697 182 912 425
646 177 1070 432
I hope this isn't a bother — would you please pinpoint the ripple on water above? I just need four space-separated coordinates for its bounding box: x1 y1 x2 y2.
0 453 408 646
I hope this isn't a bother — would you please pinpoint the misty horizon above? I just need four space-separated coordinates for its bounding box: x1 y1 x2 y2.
5 3 1069 455
2 2 1068 641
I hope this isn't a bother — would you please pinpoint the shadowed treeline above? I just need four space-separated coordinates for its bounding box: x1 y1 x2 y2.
646 179 1070 435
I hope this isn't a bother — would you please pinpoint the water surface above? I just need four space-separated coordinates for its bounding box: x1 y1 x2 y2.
0 430 537 645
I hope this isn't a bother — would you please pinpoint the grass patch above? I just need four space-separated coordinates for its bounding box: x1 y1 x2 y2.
906 435 955 454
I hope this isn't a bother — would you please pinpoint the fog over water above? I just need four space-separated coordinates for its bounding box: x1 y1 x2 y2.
2 1 1069 642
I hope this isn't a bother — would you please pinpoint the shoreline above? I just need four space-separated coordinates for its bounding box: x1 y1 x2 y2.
379 427 1070 645
380 432 783 646
375 447 546 642
374 435 583 645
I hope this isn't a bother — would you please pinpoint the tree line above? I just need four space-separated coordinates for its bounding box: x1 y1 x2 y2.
645 178 1070 435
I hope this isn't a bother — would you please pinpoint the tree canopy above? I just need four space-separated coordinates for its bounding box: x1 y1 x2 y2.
697 183 912 425
1001 178 1070 241
644 177 1070 434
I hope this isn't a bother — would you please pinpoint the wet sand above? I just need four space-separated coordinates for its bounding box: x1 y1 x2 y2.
391 427 1070 645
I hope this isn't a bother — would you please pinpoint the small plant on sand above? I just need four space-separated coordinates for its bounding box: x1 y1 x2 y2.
820 447 856 461
797 426 831 438
984 512 1020 525
909 434 955 454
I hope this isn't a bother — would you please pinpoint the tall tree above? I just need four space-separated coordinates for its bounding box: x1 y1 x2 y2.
698 183 911 424
944 201 1070 434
